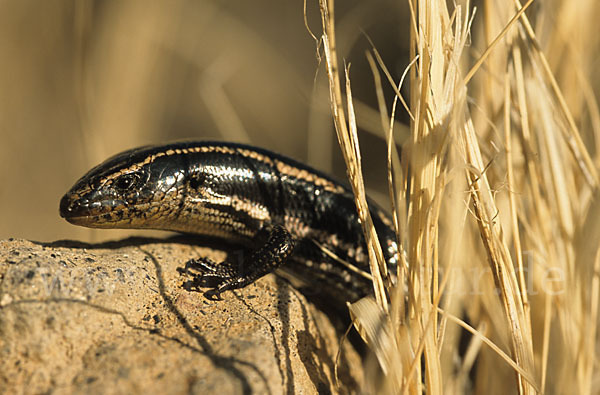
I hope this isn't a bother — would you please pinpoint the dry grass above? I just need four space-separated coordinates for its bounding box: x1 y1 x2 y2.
318 0 600 393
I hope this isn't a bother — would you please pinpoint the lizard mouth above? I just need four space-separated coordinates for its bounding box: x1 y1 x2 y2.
59 193 126 225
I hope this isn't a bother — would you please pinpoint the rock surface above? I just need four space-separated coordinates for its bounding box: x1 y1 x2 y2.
0 237 364 394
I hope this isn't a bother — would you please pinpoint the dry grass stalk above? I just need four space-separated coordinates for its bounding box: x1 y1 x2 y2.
318 0 390 311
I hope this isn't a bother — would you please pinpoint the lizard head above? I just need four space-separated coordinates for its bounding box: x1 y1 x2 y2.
59 144 189 229
59 141 265 239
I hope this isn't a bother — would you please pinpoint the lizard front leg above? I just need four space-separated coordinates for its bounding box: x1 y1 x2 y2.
180 224 295 299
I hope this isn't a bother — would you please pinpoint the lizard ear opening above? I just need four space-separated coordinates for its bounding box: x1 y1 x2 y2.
188 172 207 190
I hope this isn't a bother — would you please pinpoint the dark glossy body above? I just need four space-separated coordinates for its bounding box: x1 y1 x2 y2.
60 141 398 302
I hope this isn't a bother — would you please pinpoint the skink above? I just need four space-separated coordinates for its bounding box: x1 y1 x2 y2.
59 141 398 303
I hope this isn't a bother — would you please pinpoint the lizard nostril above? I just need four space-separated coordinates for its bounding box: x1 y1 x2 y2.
59 194 72 217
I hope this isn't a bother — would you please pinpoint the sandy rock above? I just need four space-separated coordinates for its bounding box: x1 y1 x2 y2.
0 237 364 394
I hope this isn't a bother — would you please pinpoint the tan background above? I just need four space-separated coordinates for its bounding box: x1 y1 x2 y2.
0 1 410 242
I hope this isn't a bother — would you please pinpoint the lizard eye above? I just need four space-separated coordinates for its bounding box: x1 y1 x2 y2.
114 172 141 191
90 177 103 190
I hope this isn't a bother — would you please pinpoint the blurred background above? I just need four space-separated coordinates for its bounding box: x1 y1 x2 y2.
0 0 410 242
